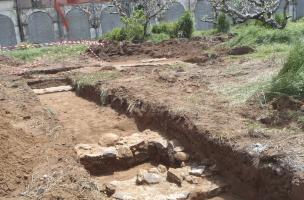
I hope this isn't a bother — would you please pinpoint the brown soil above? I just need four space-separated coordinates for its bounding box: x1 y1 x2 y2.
1 37 304 200
88 37 228 63
39 91 139 144
0 55 23 67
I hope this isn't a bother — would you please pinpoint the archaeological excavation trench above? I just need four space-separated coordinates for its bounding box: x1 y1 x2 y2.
34 85 241 200
28 77 303 200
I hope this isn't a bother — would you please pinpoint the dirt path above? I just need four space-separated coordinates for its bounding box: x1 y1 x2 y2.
39 91 139 144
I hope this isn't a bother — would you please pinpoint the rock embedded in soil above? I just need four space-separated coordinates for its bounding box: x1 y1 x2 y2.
167 191 190 200
157 164 167 174
141 172 162 185
101 183 116 196
112 191 135 200
167 168 184 186
190 166 206 176
174 152 190 162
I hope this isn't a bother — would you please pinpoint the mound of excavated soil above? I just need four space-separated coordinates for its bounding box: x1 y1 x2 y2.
87 37 229 63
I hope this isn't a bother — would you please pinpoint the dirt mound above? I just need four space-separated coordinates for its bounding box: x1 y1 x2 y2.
229 46 255 55
87 37 227 62
0 55 22 67
0 116 35 197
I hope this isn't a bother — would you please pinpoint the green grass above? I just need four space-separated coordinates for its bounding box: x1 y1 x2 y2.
229 19 304 47
74 71 118 88
1 45 87 62
192 29 217 37
224 19 304 58
147 33 170 43
269 43 304 99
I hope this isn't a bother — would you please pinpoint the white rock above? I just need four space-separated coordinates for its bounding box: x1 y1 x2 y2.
167 191 190 200
190 166 206 176
113 192 135 200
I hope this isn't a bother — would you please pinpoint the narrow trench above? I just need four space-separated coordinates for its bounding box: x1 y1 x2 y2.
37 87 242 200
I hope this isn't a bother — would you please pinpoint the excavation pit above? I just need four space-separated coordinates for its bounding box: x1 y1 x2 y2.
37 90 241 200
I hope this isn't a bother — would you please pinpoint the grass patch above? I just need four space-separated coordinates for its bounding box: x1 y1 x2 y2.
74 71 118 88
229 19 304 48
2 45 87 62
147 33 170 43
192 29 217 37
269 43 304 99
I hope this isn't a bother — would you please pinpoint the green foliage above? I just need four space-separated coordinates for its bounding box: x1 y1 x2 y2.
269 43 304 99
275 13 287 27
3 45 87 62
175 11 194 38
121 9 146 42
151 11 194 39
151 23 177 38
103 10 145 42
103 28 127 41
216 12 230 33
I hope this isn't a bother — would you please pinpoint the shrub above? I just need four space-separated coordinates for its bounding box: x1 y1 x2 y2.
175 11 194 38
121 9 145 42
152 23 177 38
103 10 145 42
275 13 287 27
269 43 304 99
216 12 230 33
103 28 127 41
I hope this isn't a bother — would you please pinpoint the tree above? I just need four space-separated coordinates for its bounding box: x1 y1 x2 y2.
205 0 290 29
112 0 177 36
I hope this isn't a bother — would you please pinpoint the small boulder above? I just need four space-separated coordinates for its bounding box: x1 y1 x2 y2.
174 152 190 162
189 166 206 176
102 147 118 158
157 164 167 174
167 168 183 186
188 188 207 200
117 145 133 159
184 175 199 184
167 191 190 200
148 167 159 174
136 169 162 185
102 183 116 196
112 191 135 200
